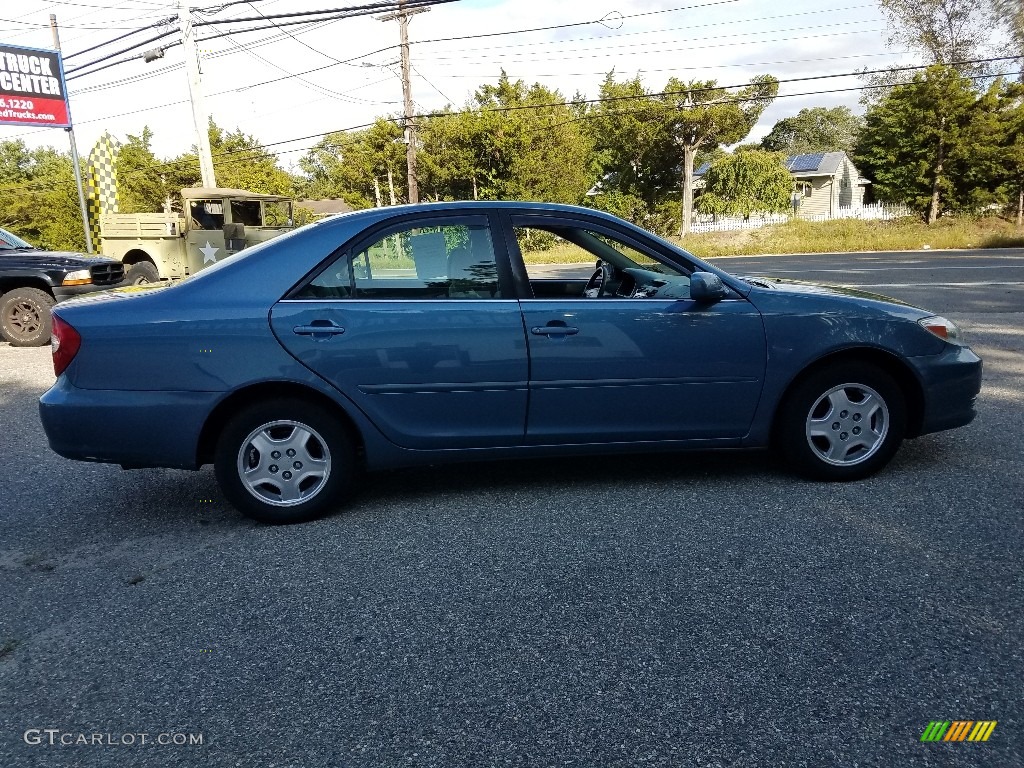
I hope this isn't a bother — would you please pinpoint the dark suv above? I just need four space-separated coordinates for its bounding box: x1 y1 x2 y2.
0 227 125 347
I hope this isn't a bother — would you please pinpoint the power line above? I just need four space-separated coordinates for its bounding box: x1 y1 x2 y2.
424 7 879 56
63 16 177 60
191 0 457 26
62 0 458 80
431 51 912 79
65 29 179 75
69 13 346 94
3 54 1015 193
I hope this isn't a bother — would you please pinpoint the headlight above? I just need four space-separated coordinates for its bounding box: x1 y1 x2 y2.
62 269 92 286
918 316 965 345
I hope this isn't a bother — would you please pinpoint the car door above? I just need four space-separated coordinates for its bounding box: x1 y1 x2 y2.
505 213 767 443
270 212 529 450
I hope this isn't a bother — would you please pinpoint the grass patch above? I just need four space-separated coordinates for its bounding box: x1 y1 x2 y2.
675 216 1024 259
519 216 1024 263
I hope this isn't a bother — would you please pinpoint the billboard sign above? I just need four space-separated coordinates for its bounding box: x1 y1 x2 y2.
0 43 72 128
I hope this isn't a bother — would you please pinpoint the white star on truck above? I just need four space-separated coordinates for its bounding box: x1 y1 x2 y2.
200 241 219 264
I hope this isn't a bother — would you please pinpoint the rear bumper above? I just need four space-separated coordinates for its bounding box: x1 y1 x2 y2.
39 376 217 469
910 344 983 437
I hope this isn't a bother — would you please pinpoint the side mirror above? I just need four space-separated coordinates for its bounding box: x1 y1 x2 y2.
690 272 727 303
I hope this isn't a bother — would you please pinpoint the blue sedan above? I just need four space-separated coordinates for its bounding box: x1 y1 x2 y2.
39 203 982 523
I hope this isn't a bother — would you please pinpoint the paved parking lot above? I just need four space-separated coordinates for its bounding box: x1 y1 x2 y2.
1 249 1022 767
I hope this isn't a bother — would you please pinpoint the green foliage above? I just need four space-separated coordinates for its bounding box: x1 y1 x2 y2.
115 127 171 213
300 118 404 208
300 72 593 208
853 65 988 221
696 150 792 216
760 107 864 155
420 72 593 204
165 120 295 197
586 72 778 235
0 139 86 251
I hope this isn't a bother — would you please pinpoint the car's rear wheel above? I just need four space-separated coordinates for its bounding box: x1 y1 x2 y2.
0 287 55 347
126 261 160 285
778 363 906 481
214 399 355 524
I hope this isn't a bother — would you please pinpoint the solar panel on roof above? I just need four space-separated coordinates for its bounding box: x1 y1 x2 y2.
787 152 826 173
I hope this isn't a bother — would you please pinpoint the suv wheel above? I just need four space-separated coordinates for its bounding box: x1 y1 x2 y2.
0 287 55 347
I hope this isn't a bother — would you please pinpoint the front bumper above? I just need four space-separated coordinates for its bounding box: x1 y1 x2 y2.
910 344 983 437
52 282 126 302
39 376 218 469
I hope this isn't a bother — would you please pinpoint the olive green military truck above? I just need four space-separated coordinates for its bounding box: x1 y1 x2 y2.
100 187 294 285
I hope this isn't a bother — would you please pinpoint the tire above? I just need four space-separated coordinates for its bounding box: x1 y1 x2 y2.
777 362 906 481
214 399 355 524
126 261 160 285
0 287 55 347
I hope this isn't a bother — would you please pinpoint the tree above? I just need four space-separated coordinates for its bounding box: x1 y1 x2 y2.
861 0 998 107
878 0 998 68
991 0 1024 65
665 75 779 236
761 107 864 155
170 120 295 197
853 65 980 222
0 139 85 251
301 72 594 207
115 127 171 213
695 150 792 217
587 73 778 236
587 74 681 210
300 118 407 208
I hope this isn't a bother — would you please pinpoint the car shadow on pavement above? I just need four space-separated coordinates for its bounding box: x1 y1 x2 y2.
354 448 780 508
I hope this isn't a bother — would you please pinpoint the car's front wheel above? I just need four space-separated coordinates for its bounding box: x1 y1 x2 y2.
778 363 906 481
214 399 355 524
0 287 55 347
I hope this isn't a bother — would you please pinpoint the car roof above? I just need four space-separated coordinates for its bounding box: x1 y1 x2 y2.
315 200 626 227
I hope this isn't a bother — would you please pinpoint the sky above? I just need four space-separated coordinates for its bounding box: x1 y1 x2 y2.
0 0 912 173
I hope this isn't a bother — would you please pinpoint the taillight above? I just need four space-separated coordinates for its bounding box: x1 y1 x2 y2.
51 314 81 376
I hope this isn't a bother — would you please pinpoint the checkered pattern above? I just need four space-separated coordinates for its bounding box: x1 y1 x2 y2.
86 132 120 246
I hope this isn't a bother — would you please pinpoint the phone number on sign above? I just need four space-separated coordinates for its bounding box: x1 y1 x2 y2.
0 98 35 110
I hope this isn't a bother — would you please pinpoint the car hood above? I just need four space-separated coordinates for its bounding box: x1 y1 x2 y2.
738 275 922 309
0 248 120 268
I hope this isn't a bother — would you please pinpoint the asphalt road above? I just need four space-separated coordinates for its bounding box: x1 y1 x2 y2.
1 249 1022 767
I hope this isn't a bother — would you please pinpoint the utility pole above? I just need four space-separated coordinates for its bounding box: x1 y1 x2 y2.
177 0 217 187
379 0 427 204
49 15 94 254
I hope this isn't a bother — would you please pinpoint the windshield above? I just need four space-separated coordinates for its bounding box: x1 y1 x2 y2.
0 227 33 250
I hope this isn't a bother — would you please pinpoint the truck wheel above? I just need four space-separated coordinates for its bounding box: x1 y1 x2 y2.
126 262 160 285
0 287 55 347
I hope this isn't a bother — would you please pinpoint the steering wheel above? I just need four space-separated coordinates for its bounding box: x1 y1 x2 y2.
584 261 615 298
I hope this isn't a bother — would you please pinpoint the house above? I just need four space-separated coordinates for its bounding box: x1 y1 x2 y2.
694 152 870 218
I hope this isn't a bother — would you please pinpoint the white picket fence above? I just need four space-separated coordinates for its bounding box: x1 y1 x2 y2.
690 203 913 234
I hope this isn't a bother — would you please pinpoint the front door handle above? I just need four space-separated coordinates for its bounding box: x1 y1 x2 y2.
293 320 346 339
531 325 579 337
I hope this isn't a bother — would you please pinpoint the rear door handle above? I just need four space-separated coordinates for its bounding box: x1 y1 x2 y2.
531 325 579 337
293 321 346 338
